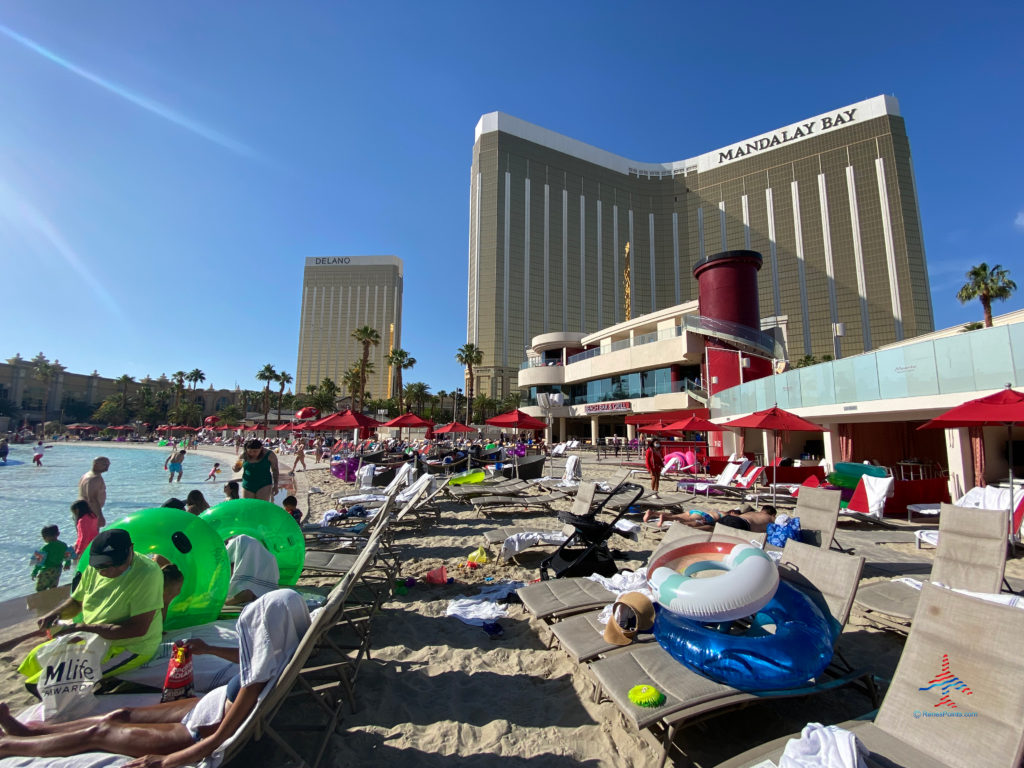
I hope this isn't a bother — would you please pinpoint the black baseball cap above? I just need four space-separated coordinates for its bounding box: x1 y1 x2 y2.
89 529 132 569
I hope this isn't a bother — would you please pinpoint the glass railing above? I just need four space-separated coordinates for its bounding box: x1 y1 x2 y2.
566 348 602 364
559 326 683 365
712 322 1024 416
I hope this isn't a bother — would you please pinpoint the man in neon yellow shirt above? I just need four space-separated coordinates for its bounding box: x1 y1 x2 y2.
20 529 164 686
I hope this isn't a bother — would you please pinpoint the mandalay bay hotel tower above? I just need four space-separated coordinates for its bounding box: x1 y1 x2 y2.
467 95 933 400
295 255 404 402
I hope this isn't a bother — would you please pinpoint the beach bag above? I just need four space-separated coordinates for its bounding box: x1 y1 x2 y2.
766 515 801 548
35 632 109 721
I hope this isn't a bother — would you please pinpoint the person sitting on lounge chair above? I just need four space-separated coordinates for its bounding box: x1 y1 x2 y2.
645 503 777 532
0 589 309 767
224 534 280 606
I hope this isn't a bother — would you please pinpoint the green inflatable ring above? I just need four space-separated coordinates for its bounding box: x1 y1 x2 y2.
200 499 305 585
76 508 230 631
826 471 862 490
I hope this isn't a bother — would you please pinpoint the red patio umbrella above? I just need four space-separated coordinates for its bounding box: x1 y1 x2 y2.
663 415 725 434
433 421 475 435
384 412 434 443
919 387 1024 535
295 406 319 420
485 409 548 431
203 415 219 426
309 410 382 431
722 405 824 505
486 409 548 478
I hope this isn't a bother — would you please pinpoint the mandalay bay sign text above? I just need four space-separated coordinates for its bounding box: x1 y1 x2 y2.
694 95 899 172
716 109 857 164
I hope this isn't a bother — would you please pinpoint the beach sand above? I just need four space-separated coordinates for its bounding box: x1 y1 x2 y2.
3 446 1021 767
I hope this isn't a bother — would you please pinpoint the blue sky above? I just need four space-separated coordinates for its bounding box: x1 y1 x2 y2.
1 1 1022 395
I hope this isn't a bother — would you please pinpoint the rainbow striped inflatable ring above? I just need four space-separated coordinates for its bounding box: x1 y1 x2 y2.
647 540 779 623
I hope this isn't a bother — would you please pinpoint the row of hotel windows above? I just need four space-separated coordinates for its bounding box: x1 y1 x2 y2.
524 365 700 407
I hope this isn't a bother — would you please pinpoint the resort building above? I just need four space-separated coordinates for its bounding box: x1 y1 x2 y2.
0 356 240 432
519 249 784 444
295 255 404 401
470 94 932 401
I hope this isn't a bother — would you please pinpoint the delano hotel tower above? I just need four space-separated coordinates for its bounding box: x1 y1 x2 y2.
295 255 404 401
468 95 932 399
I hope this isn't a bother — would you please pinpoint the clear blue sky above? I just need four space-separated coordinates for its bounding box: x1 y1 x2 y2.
2 1 1022 394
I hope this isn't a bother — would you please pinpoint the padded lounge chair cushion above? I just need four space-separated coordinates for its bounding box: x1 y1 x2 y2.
517 578 615 620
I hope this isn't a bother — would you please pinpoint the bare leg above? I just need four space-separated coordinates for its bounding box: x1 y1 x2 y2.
0 719 194 758
643 510 653 523
0 700 198 737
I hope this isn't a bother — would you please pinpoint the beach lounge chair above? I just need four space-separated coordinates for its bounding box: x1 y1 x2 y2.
908 484 1024 531
714 582 1024 768
337 461 416 503
770 486 843 551
854 503 1009 635
470 489 571 517
587 540 870 768
448 478 532 500
676 459 751 497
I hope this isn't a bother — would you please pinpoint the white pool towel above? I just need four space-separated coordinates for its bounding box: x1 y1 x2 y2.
446 581 524 626
227 535 281 600
779 722 867 768
499 531 569 561
588 568 653 625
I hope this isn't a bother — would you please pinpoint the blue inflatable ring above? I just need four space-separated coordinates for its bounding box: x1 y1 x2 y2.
653 580 838 691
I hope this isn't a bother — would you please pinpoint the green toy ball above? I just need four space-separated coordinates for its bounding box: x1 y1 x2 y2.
628 684 666 708
77 508 230 631
201 499 305 585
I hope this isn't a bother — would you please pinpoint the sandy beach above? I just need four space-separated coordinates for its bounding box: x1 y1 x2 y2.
3 445 1022 767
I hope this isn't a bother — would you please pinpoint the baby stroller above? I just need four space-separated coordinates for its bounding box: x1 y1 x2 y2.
539 479 644 580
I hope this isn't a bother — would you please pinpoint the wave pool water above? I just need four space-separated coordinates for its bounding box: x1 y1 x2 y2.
0 442 226 601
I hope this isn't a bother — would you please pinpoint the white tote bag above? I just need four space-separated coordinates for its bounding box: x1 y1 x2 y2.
35 632 110 721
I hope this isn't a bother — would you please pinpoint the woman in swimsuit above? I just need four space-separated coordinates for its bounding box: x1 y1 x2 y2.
240 438 279 501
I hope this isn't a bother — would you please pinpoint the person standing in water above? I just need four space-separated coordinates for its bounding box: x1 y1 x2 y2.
77 456 110 527
238 439 279 501
165 448 186 483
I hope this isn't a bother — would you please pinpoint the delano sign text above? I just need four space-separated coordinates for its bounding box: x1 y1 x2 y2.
314 257 352 265
717 109 858 164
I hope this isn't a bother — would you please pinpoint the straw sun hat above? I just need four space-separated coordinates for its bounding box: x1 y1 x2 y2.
603 592 656 646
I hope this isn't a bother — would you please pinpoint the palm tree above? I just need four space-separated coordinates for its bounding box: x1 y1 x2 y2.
455 343 484 424
115 374 134 411
276 371 292 422
385 348 417 413
957 262 1017 327
309 377 341 415
351 326 381 412
472 393 498 424
403 382 431 415
255 363 278 428
341 364 363 410
171 371 187 408
186 369 206 399
217 404 244 425
31 353 62 428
